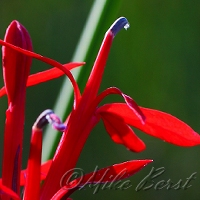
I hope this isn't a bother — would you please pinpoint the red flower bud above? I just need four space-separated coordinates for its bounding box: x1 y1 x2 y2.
2 20 33 196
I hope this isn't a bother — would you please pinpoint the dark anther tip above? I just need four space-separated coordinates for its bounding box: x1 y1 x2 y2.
33 109 66 132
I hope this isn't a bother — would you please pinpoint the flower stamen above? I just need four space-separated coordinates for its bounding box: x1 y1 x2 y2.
109 17 130 36
33 109 66 132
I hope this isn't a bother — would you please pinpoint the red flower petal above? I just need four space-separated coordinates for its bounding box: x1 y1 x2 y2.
27 62 84 87
0 62 84 98
101 112 146 152
97 103 200 146
52 160 153 199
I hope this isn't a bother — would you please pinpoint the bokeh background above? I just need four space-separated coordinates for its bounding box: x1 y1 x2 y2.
0 0 200 199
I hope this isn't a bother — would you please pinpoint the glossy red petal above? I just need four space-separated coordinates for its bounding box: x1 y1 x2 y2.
53 160 152 199
97 103 200 146
101 113 146 152
0 62 84 98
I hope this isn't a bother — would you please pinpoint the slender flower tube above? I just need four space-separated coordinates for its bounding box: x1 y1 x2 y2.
23 110 66 200
1 20 32 196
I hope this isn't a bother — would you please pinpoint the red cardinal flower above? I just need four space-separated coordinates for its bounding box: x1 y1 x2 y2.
39 17 148 199
0 17 200 200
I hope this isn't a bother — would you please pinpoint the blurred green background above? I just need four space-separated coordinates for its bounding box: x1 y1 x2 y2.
0 0 200 199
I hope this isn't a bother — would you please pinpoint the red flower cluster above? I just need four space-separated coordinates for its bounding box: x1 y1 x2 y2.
0 17 200 200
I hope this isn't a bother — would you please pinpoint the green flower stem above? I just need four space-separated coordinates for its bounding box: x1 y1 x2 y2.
42 0 122 162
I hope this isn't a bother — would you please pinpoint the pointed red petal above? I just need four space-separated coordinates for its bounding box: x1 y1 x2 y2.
26 62 84 87
53 160 152 199
97 103 200 146
101 113 146 152
78 160 153 184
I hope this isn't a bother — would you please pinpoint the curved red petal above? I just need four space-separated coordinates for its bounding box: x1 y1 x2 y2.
0 62 84 98
0 38 81 107
93 87 145 124
101 113 146 152
97 103 200 146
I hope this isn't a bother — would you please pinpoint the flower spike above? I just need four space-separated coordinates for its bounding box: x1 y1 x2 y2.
2 17 200 200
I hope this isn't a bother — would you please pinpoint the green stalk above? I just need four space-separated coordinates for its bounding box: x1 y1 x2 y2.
42 0 122 162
